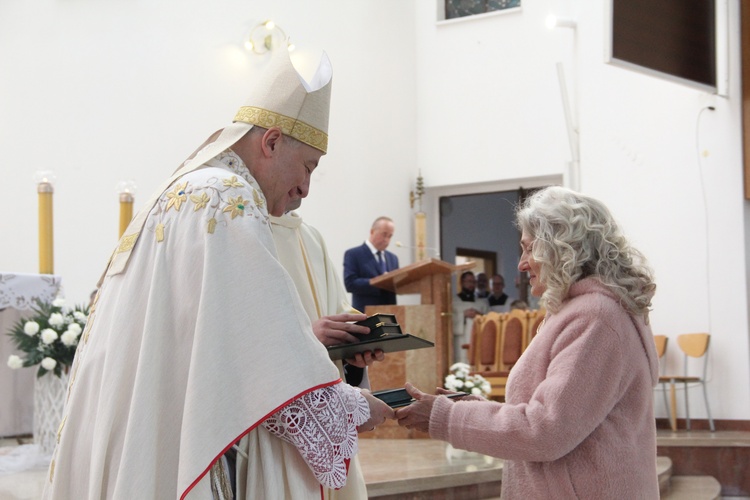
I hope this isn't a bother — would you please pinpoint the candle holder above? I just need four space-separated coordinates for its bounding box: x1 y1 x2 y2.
34 171 56 275
409 171 428 261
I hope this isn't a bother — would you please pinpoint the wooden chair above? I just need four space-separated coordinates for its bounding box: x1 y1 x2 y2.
463 313 485 370
652 335 671 427
525 308 546 349
470 310 526 401
474 312 503 372
498 309 527 372
658 333 715 432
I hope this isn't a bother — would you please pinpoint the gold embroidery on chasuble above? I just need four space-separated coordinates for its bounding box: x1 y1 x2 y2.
165 182 188 212
190 192 210 211
223 195 248 219
49 459 55 482
82 317 94 344
57 415 67 444
222 175 244 188
67 362 78 401
116 233 139 254
252 189 265 209
145 151 268 243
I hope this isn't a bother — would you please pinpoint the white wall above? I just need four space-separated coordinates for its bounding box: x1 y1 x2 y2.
415 0 750 420
0 0 418 305
2 0 748 421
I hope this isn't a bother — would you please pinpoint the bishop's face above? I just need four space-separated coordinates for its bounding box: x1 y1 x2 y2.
263 137 323 217
518 231 546 297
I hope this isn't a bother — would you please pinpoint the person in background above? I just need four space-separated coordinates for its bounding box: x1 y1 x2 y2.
343 216 399 313
474 272 489 298
509 299 528 311
451 271 488 363
397 186 659 498
45 49 393 500
487 273 514 313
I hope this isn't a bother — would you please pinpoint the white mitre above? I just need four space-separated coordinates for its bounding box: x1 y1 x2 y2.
104 49 333 279
185 48 332 173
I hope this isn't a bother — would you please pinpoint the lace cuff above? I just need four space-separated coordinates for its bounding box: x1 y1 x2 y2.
263 383 369 489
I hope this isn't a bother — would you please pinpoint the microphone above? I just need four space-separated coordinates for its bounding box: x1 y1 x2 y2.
395 241 440 258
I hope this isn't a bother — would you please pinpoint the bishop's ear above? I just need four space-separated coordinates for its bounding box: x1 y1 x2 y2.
261 127 284 156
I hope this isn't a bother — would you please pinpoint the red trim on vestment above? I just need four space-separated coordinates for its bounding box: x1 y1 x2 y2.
180 378 344 500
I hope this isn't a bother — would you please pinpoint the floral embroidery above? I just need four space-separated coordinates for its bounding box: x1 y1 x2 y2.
222 176 244 188
165 182 188 212
252 189 265 209
190 192 210 211
149 149 267 239
223 196 247 219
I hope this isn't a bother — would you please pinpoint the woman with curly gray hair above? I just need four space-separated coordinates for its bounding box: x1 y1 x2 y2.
517 186 655 317
396 186 660 499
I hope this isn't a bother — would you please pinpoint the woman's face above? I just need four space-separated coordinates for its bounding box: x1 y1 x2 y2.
518 231 546 297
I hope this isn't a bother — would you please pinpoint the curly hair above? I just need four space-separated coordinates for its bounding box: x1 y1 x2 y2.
516 186 655 320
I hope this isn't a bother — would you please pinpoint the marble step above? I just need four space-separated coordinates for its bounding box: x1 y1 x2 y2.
661 475 722 500
658 456 673 493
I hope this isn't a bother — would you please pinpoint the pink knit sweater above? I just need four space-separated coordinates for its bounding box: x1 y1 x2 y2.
430 278 659 499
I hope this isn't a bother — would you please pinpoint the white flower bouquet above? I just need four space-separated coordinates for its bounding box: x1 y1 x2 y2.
6 298 89 378
444 362 491 397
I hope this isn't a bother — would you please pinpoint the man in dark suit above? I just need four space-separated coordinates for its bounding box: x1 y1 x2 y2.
343 216 399 313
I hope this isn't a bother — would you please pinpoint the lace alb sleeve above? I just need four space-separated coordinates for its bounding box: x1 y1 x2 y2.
262 383 369 489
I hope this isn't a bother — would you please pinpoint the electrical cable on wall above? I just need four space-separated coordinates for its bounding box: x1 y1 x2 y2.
695 104 715 382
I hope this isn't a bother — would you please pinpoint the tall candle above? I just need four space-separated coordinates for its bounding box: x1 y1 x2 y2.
38 181 54 274
119 192 134 238
414 211 427 261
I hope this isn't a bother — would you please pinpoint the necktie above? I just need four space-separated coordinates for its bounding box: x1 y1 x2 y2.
377 251 387 274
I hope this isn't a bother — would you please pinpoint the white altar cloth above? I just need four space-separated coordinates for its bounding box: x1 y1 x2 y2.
0 273 62 437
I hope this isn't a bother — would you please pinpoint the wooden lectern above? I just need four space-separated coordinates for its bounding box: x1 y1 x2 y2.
361 258 465 439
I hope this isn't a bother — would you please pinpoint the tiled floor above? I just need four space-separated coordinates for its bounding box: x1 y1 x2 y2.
0 432 747 499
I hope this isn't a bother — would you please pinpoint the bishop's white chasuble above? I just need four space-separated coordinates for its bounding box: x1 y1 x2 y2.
44 151 367 499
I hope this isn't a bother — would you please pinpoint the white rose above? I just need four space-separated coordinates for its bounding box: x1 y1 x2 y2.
41 357 57 371
41 329 58 344
449 362 470 372
454 380 464 389
48 313 64 327
23 321 40 336
60 330 78 347
73 311 87 322
471 387 482 395
52 298 66 307
464 381 474 388
66 323 82 337
7 355 23 369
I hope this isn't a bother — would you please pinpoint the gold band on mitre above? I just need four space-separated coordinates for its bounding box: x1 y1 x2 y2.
234 106 328 153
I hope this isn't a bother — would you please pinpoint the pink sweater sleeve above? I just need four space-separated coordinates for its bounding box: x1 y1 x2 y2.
430 306 636 462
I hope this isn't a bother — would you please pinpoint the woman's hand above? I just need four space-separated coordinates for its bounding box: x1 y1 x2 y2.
394 383 436 433
436 387 486 402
